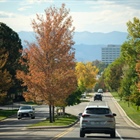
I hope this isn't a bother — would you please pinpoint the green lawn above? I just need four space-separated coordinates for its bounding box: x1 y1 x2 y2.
111 92 140 126
0 109 17 120
119 101 140 125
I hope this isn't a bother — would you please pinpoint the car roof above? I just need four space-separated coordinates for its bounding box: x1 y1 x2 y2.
98 88 103 91
19 105 33 109
98 89 103 92
85 105 109 109
95 93 102 95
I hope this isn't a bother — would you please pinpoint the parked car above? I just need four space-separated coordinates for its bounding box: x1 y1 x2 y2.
94 93 102 101
79 105 116 138
82 92 87 98
17 105 35 119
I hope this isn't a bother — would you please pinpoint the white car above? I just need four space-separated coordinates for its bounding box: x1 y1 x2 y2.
17 105 35 119
97 88 103 93
79 105 116 138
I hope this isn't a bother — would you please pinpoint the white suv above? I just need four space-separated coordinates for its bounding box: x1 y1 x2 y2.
79 105 116 138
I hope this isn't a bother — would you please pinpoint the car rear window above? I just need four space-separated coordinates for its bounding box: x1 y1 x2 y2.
95 94 101 97
86 108 110 114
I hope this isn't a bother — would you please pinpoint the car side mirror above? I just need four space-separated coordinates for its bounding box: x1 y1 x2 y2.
78 113 82 118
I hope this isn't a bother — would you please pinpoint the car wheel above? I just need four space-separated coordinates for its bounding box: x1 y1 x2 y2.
80 130 85 137
110 130 116 138
31 116 35 119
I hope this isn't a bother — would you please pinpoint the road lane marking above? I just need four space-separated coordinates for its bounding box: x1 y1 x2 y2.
116 130 124 140
50 126 75 140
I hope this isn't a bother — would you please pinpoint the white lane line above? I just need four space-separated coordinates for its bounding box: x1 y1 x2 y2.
116 130 124 140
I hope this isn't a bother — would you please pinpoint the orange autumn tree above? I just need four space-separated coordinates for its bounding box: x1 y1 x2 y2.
16 4 77 122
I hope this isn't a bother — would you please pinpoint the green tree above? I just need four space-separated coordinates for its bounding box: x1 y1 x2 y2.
0 48 12 104
103 58 124 91
94 75 106 92
66 87 82 106
120 17 140 106
119 67 134 103
0 22 23 99
92 60 107 75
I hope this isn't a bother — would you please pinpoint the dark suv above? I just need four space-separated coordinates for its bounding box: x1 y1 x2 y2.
94 93 102 101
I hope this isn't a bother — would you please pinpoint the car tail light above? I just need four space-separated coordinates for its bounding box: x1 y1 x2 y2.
105 114 114 118
82 114 90 118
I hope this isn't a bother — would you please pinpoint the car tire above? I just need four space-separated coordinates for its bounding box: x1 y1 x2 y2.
110 130 116 138
80 130 85 137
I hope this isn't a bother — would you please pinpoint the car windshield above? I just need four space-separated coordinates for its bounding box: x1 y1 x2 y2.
86 108 110 114
20 106 32 110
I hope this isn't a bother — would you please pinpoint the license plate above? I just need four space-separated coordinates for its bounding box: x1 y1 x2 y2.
95 121 100 124
91 121 101 124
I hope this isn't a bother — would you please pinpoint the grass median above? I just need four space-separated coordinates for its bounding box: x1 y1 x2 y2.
0 109 78 128
30 113 78 127
111 92 140 126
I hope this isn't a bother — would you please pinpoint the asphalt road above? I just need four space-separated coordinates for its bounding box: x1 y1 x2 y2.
0 92 140 140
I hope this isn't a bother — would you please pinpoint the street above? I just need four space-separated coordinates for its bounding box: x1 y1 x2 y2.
0 92 140 140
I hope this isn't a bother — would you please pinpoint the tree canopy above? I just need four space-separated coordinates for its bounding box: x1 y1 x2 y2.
16 4 77 122
0 22 23 97
75 62 98 91
0 48 12 104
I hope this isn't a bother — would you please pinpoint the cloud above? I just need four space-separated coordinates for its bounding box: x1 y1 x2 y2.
1 0 140 33
71 3 140 33
0 0 7 2
24 0 53 4
18 6 32 11
105 0 140 10
0 11 15 18
0 12 36 32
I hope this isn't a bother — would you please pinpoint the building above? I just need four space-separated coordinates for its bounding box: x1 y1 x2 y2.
101 45 121 65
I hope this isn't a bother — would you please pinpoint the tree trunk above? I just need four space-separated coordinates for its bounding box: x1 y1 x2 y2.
52 105 55 122
49 104 53 123
62 106 65 116
128 101 129 107
137 105 139 111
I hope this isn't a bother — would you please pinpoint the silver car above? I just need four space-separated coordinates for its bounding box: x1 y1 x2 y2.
79 105 116 138
17 105 35 119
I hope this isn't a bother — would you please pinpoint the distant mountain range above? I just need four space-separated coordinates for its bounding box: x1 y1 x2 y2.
18 31 128 62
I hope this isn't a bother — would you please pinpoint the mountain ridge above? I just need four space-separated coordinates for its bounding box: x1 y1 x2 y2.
18 31 128 62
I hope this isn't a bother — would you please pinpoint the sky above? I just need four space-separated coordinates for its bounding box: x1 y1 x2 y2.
0 0 140 33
